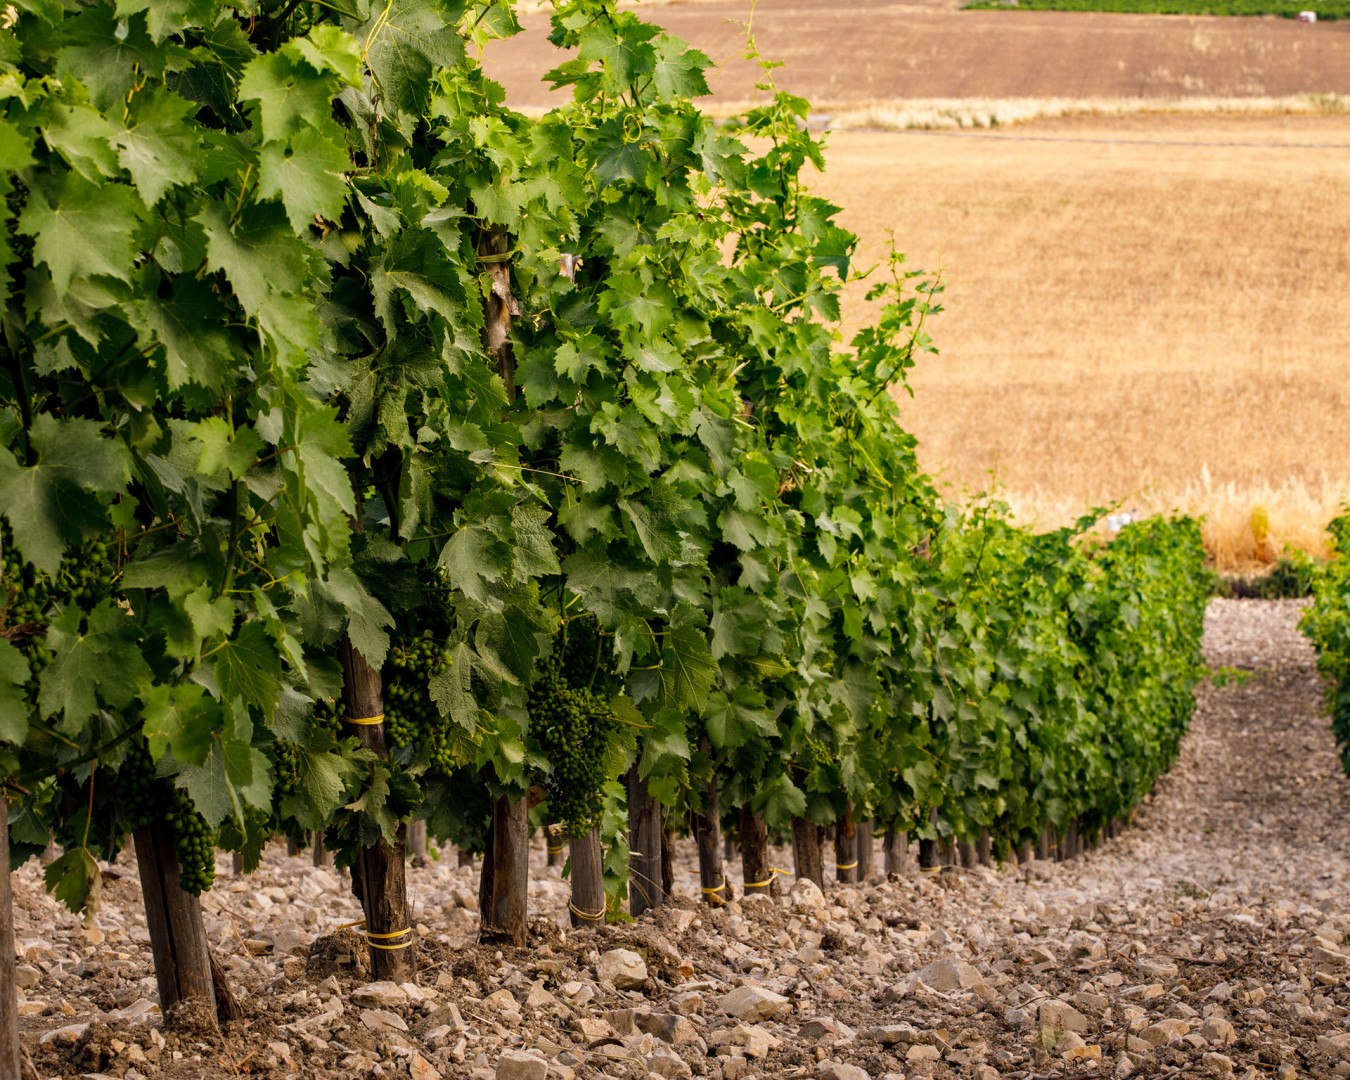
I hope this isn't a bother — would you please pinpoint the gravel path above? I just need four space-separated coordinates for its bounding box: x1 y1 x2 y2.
13 599 1350 1079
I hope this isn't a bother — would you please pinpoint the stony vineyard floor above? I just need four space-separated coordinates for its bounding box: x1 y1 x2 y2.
11 599 1350 1080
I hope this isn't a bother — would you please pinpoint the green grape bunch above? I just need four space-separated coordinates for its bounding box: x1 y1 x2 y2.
384 632 462 773
528 630 620 837
114 741 217 896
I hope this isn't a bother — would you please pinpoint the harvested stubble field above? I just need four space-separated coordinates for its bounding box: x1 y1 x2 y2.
489 0 1350 567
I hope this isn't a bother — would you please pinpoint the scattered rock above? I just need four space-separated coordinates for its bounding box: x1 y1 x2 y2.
720 984 791 1022
598 949 648 990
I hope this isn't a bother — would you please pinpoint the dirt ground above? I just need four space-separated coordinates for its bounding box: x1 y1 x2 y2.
484 0 1350 110
12 600 1350 1079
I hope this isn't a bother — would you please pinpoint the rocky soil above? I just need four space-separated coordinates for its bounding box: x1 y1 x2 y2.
12 598 1350 1080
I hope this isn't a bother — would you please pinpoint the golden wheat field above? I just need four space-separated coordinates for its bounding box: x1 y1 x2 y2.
809 113 1350 568
488 4 1350 568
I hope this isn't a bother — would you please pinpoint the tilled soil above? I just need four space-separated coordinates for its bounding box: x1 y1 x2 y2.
13 598 1350 1080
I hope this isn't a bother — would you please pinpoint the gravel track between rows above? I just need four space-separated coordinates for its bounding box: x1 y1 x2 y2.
12 599 1350 1079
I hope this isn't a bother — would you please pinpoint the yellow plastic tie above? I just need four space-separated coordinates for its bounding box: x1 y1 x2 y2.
569 901 606 923
334 919 366 932
347 713 385 727
366 928 412 940
700 880 727 902
744 866 790 889
547 845 565 855
835 861 859 871
366 926 413 951
920 865 942 874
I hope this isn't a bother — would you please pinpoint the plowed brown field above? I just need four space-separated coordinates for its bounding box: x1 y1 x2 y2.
487 0 1350 108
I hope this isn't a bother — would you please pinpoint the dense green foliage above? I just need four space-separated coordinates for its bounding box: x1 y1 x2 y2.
1301 514 1350 774
965 0 1346 18
0 0 1208 922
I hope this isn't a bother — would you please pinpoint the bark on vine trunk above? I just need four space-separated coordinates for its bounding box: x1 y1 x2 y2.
883 823 909 874
340 636 414 981
661 827 676 899
791 817 824 888
312 831 332 868
739 806 773 896
855 818 874 881
2 796 24 1079
409 820 427 863
568 827 606 928
546 817 564 868
478 794 529 947
133 822 217 1018
976 828 993 867
627 767 664 917
917 837 942 872
694 761 727 906
834 809 857 884
957 839 977 868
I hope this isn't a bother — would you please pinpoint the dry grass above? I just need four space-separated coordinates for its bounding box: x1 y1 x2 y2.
809 114 1350 570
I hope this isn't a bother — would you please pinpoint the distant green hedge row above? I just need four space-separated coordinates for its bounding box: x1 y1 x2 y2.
965 0 1345 19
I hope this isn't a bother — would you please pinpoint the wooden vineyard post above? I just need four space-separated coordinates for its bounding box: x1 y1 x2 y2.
546 818 564 868
409 820 428 863
568 826 606 928
627 766 664 916
883 823 908 874
132 823 217 1017
340 636 414 981
917 837 941 872
478 794 529 947
976 828 992 867
661 827 676 899
739 805 774 896
694 757 727 906
791 817 824 888
313 832 332 869
834 808 857 884
957 839 977 868
856 818 875 881
2 795 23 1078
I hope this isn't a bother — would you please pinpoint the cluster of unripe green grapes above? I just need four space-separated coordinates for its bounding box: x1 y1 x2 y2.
1 526 116 679
529 621 619 836
116 743 217 896
384 632 461 772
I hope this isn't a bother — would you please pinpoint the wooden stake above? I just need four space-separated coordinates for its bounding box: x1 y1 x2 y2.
626 767 664 917
739 805 773 896
883 823 909 874
1 797 23 1080
976 827 993 867
133 822 217 1017
694 760 726 906
312 831 332 869
856 818 875 881
479 794 529 947
834 808 857 884
568 826 606 929
791 817 823 888
409 820 428 863
340 636 414 981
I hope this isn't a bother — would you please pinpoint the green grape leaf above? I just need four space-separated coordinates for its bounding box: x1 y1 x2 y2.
17 171 141 293
283 738 365 831
115 0 217 42
141 682 217 765
657 620 716 712
428 640 482 728
0 415 132 573
43 847 99 914
114 87 205 206
0 639 30 745
39 104 119 182
355 0 466 119
132 274 237 396
39 601 150 732
238 50 337 143
212 622 282 715
191 417 266 480
759 772 807 828
258 126 351 232
650 35 710 100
